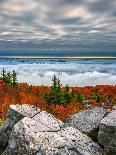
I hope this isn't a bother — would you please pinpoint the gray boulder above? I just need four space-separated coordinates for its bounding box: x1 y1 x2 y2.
0 104 41 148
64 107 107 142
64 107 107 134
3 117 105 155
98 110 116 155
33 111 65 129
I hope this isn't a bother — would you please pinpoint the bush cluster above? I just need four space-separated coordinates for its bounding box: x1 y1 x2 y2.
44 75 85 107
45 75 70 106
1 68 17 85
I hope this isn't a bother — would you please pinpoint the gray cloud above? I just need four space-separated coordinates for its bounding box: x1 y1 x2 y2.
0 0 116 54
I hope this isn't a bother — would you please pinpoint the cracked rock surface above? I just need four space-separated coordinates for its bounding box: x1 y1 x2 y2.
64 107 107 134
2 117 105 155
98 110 116 155
0 104 41 148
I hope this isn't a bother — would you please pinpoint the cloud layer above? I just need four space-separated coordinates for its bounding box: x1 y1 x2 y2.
0 0 116 53
0 58 116 86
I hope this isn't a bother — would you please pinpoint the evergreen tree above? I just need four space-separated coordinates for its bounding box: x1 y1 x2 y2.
12 70 17 85
51 75 57 91
45 75 62 105
1 69 18 85
44 75 71 106
61 84 71 106
51 75 62 104
1 68 6 82
6 72 12 84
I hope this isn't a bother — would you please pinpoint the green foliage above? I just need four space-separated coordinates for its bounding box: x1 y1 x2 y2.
5 72 12 84
95 93 101 103
0 118 4 126
49 75 62 104
12 70 17 85
73 91 85 104
1 67 6 82
28 85 33 93
1 68 17 86
44 75 71 106
44 75 86 106
61 84 71 106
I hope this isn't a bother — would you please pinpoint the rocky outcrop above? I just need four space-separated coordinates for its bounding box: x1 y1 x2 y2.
1 104 115 155
64 107 107 140
0 104 41 148
98 110 116 155
3 117 105 155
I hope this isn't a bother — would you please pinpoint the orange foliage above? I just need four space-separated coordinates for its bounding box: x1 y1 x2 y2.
0 79 115 120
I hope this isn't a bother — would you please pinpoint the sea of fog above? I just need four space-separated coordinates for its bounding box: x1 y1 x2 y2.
0 58 116 86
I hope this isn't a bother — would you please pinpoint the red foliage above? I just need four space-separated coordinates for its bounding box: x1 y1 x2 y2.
0 79 115 120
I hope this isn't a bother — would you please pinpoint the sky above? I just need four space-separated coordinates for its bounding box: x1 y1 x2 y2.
0 0 116 55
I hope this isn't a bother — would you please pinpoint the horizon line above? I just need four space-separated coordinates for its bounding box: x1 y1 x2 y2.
0 56 116 59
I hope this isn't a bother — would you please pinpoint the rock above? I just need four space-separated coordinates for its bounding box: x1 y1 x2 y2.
64 107 106 134
112 106 116 110
98 110 116 155
0 104 41 148
64 107 107 142
3 117 105 155
8 104 41 119
33 111 65 129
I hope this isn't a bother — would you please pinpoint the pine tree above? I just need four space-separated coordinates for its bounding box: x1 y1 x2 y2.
44 75 62 105
44 75 71 106
61 84 71 106
1 68 6 82
51 75 62 104
51 75 57 91
12 70 17 85
6 72 12 84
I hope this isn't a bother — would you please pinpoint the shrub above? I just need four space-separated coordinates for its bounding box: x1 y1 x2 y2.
95 93 101 103
0 118 4 126
28 85 33 93
73 91 85 104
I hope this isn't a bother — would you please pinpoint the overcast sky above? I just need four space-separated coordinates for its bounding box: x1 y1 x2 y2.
0 0 116 54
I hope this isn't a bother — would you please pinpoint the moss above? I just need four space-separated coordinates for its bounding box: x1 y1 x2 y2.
0 118 4 126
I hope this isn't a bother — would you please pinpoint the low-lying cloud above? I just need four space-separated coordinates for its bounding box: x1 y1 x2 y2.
0 59 116 86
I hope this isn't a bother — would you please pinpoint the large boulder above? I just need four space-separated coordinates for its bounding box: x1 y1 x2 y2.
98 110 116 155
64 107 107 141
3 116 105 155
33 111 65 129
0 104 41 148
